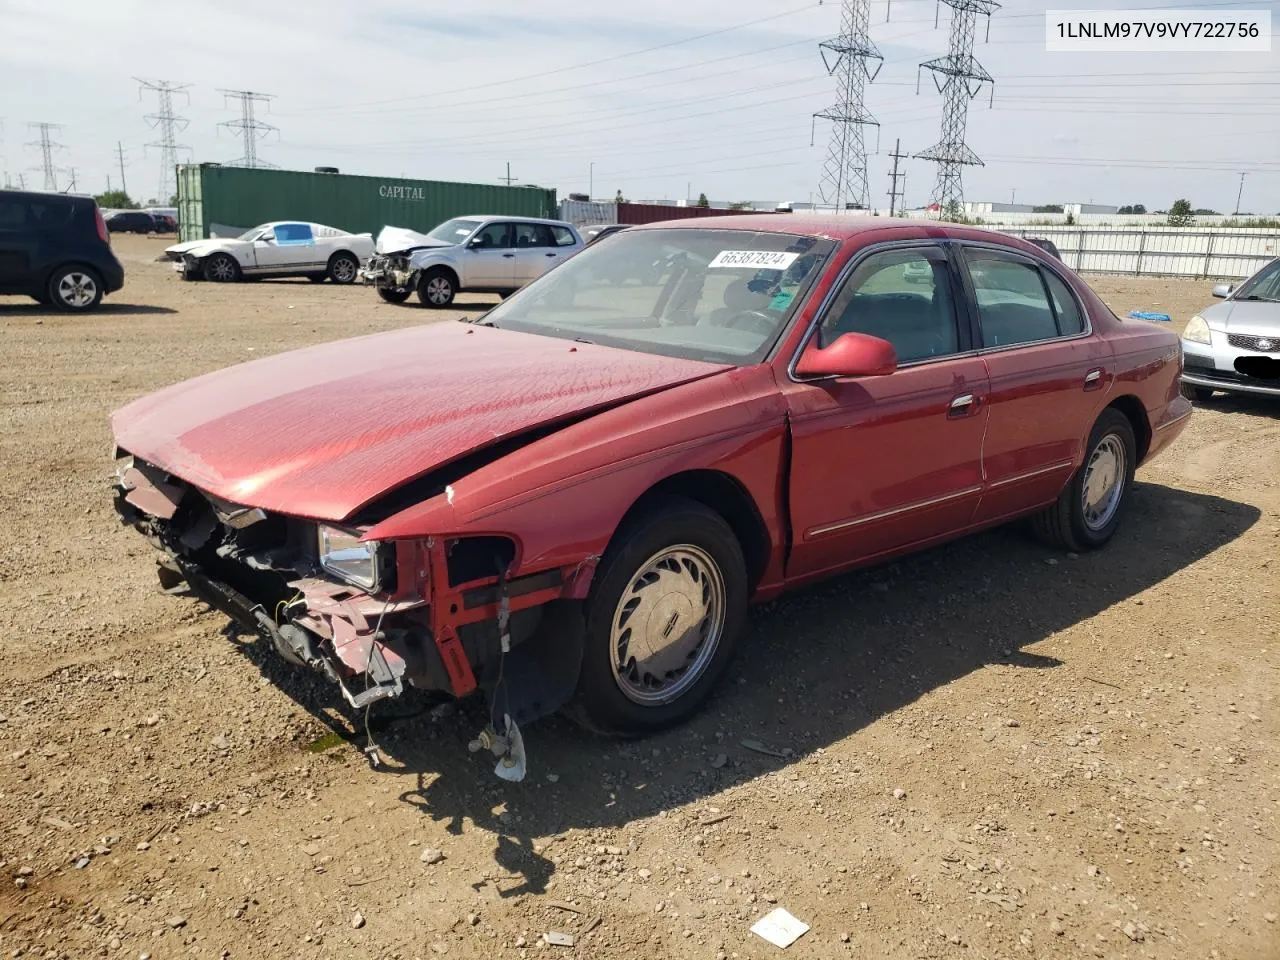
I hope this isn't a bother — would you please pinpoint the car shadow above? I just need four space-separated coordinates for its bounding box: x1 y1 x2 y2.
1197 393 1280 420
215 481 1258 896
0 302 177 316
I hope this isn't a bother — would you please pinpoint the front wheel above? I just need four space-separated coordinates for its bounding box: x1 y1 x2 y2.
1180 381 1213 402
202 253 240 283
327 252 359 284
48 265 104 312
572 497 747 735
377 287 411 304
1032 408 1137 552
417 269 456 307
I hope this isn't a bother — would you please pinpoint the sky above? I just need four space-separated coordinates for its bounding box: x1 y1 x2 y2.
1 0 1278 213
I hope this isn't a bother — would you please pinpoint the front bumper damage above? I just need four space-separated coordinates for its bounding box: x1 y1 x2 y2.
113 455 593 779
362 252 417 294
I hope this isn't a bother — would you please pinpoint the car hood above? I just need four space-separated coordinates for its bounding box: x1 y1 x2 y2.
110 322 729 522
375 225 454 255
1202 299 1280 334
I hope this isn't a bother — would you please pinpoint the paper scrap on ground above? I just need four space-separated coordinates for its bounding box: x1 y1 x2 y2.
751 907 810 948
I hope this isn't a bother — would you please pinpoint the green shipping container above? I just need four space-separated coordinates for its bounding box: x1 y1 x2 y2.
176 164 557 243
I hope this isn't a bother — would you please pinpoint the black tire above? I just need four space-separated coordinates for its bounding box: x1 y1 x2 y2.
572 496 748 735
417 268 456 308
202 253 241 283
1180 381 1213 402
47 265 104 312
327 252 360 285
1032 408 1137 552
377 287 411 304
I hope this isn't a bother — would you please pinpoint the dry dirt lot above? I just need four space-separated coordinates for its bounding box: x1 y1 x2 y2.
0 236 1276 960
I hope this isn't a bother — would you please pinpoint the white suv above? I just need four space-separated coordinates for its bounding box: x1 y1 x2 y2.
364 215 584 307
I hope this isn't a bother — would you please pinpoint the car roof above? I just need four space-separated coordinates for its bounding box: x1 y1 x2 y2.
456 214 576 228
630 213 1055 255
1 188 95 204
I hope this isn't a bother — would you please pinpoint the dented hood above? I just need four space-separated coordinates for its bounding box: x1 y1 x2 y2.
375 225 453 255
110 322 728 521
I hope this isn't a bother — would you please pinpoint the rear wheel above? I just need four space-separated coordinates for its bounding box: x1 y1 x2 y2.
572 497 747 735
47 265 104 312
377 287 411 304
1180 381 1213 402
202 253 240 283
327 252 359 284
417 268 456 307
1032 408 1137 552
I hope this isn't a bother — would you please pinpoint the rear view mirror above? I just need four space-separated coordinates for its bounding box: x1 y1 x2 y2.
1211 283 1233 298
795 332 897 379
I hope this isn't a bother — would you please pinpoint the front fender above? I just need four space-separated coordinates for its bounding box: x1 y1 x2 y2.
364 365 789 591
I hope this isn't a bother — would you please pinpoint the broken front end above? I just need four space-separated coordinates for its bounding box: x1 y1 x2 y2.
361 251 417 297
112 454 590 778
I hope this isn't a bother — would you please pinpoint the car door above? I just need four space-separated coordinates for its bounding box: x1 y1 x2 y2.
0 197 34 289
462 221 517 289
252 223 319 273
511 222 561 284
784 242 991 581
956 244 1114 525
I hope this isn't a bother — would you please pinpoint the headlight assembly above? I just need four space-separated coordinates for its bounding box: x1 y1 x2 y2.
1183 314 1212 345
317 524 381 591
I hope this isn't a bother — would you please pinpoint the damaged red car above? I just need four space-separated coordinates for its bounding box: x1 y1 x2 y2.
110 216 1191 778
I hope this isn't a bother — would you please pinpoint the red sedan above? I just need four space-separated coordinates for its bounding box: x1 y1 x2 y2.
110 216 1190 776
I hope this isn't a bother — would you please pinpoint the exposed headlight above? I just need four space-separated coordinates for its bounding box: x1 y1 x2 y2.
1183 314 1212 345
317 524 380 591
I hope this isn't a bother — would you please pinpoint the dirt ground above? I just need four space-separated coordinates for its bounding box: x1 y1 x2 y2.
0 235 1275 960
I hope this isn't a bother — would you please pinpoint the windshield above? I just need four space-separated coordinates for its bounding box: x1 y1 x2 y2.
1233 258 1280 302
236 224 272 241
426 218 482 244
478 228 836 364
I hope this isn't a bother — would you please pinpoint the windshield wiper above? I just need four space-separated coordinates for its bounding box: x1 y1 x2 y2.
572 336 595 345
1239 295 1279 302
459 315 496 326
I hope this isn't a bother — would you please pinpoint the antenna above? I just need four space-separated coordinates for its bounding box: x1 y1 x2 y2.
812 0 881 212
217 90 278 168
26 122 65 191
137 79 192 203
914 0 1000 218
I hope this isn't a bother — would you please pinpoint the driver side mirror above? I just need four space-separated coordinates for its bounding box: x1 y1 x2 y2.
467 236 486 249
795 332 897 379
1211 283 1233 299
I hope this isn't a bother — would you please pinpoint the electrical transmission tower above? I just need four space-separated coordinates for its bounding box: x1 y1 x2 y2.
137 79 190 203
886 138 908 216
812 0 882 212
914 0 999 216
26 122 65 191
217 90 278 168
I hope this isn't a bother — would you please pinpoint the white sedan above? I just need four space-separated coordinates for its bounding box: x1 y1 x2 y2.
163 222 375 284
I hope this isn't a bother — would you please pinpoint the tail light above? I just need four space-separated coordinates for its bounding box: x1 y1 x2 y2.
95 207 110 245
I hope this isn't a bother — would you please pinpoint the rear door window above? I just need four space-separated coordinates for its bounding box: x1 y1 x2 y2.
0 197 74 230
514 223 554 247
964 252 1063 347
1043 271 1085 335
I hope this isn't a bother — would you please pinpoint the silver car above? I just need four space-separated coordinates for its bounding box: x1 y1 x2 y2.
1180 257 1280 400
363 215 584 307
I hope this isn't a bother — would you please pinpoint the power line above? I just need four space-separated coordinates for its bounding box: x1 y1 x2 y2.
915 0 1000 214
813 0 882 211
217 90 278 168
25 122 64 192
136 79 191 203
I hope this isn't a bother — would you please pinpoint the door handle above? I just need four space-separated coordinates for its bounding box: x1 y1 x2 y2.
1084 367 1105 390
947 393 980 417
502 253 515 258
545 252 558 257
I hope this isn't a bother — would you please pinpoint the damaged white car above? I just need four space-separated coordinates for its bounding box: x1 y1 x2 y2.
363 215 583 306
163 221 375 284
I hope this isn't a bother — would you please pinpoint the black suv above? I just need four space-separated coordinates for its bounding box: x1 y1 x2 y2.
0 190 125 311
105 210 157 234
